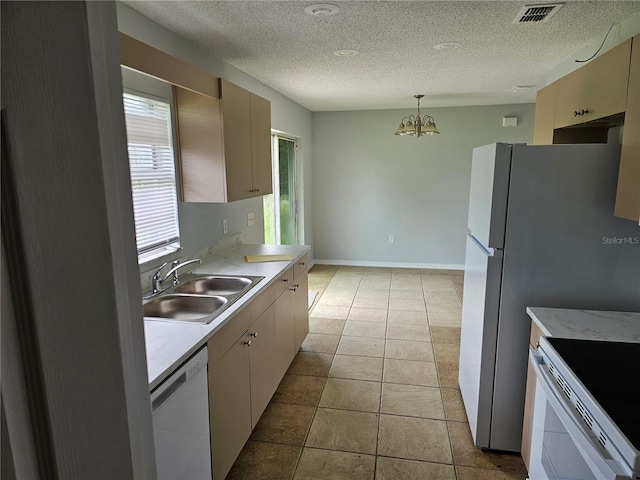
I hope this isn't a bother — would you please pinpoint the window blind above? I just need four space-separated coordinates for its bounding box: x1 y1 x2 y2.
123 93 180 259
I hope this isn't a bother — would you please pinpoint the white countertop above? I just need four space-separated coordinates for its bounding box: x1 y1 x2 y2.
526 307 640 343
144 243 310 390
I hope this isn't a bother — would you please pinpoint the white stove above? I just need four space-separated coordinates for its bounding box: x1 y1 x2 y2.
528 336 640 480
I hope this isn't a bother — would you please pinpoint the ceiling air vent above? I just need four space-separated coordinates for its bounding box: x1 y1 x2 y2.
514 3 563 24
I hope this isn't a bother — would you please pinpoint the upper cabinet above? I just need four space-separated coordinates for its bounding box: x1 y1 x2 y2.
175 81 273 203
119 34 272 204
615 36 640 222
174 87 226 202
219 79 272 202
553 39 631 129
532 36 639 223
532 83 557 145
119 33 219 98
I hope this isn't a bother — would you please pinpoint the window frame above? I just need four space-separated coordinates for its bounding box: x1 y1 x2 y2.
122 81 182 264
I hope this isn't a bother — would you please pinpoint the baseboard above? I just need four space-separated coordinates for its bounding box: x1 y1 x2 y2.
312 259 464 271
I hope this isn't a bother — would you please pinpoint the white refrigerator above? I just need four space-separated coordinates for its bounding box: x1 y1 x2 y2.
458 143 640 452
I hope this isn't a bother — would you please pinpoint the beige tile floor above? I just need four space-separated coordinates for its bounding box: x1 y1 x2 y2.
226 265 527 480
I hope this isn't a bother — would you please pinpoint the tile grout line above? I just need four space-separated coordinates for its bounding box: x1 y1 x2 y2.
291 267 336 479
291 266 470 479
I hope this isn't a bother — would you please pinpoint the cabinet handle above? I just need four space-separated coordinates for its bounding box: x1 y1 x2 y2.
255 188 259 192
298 262 305 266
249 332 258 338
282 278 289 283
243 340 252 346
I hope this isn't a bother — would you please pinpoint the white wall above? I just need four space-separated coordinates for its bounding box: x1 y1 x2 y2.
312 104 536 268
116 3 315 269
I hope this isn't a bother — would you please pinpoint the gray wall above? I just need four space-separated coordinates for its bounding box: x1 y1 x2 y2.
116 3 315 270
312 104 536 268
2 2 155 476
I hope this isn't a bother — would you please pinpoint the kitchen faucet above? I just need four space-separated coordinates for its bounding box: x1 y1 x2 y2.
151 258 201 294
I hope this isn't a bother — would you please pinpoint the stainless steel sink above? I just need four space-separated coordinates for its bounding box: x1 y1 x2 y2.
174 276 252 296
142 274 263 324
143 294 227 322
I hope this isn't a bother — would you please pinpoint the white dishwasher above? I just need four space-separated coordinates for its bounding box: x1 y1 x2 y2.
151 346 212 479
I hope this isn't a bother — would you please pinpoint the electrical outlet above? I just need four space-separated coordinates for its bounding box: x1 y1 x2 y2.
389 234 395 244
247 212 255 226
223 219 228 235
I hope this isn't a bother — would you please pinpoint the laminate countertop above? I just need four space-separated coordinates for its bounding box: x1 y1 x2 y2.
526 306 640 343
144 243 310 390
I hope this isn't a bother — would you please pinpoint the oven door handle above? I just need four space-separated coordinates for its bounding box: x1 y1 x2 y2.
529 351 628 480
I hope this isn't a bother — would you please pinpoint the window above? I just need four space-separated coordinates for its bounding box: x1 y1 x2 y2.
122 92 180 263
264 134 297 245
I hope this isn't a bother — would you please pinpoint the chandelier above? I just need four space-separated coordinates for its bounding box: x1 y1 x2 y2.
394 95 440 137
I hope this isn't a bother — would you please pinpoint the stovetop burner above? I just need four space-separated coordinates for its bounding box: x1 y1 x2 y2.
546 337 640 451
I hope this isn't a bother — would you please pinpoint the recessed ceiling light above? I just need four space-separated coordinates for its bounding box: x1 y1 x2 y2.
304 4 339 16
333 49 359 57
433 41 462 51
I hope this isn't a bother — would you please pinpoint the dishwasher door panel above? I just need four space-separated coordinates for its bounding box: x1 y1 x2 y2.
151 347 211 480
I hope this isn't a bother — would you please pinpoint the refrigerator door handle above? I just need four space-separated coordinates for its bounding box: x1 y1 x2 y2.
468 233 499 256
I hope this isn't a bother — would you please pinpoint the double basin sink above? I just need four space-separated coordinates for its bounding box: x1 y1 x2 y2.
143 274 263 324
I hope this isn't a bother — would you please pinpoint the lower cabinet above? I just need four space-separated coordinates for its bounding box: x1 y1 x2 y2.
294 271 309 351
249 304 281 428
207 259 310 479
208 335 251 480
274 284 296 385
521 321 544 472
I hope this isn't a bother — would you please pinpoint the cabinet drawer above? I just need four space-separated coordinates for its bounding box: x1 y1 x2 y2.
274 267 294 297
209 287 274 365
245 282 276 319
293 254 308 279
209 308 252 365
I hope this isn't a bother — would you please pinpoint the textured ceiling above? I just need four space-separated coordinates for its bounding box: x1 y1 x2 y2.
121 1 640 111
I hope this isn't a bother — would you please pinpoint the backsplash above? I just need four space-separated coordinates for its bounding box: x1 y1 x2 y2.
139 233 242 293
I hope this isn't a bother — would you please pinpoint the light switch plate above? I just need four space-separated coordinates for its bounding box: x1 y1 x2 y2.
223 219 228 234
389 234 395 244
247 212 255 226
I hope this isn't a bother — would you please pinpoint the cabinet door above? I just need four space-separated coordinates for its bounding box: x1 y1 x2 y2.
248 304 280 427
582 39 631 123
553 66 587 128
274 287 296 383
293 271 309 352
615 35 640 222
554 39 631 129
532 83 556 145
250 93 272 197
174 87 225 203
521 350 537 471
208 336 251 480
220 79 253 202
